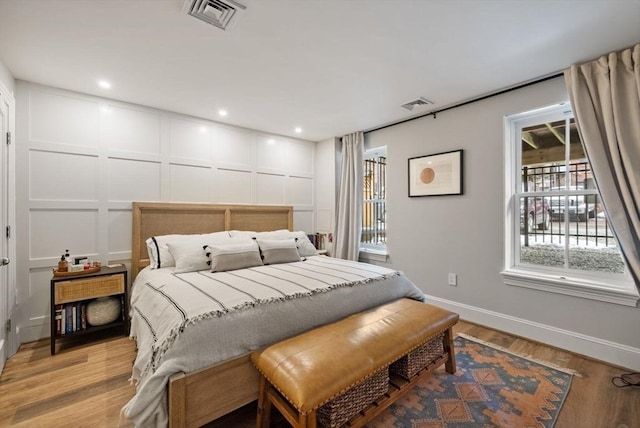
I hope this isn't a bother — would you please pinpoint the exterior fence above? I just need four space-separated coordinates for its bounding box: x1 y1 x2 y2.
521 161 616 248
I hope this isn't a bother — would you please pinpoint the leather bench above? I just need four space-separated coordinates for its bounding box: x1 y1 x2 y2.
251 298 459 428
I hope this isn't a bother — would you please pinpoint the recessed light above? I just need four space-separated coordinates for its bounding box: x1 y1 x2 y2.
294 127 302 134
218 109 228 117
98 80 111 89
267 138 275 144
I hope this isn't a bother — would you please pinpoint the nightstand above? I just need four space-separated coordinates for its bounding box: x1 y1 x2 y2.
50 265 128 355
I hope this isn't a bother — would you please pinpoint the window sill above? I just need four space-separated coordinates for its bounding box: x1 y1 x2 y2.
501 268 639 307
359 248 388 263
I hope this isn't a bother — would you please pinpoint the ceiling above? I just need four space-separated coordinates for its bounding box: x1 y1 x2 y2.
1 0 639 142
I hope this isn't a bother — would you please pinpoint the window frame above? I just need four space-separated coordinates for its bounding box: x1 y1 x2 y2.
360 146 388 261
503 103 638 306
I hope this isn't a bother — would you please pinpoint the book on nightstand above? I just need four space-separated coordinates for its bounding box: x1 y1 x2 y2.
55 305 62 335
65 305 73 334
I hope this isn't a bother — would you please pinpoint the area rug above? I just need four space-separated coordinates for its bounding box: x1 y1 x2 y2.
368 334 575 428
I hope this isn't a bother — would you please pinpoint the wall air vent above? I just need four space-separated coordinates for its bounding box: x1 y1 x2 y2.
401 97 433 111
183 0 246 31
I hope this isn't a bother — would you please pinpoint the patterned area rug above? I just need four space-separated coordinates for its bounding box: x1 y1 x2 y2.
368 335 574 428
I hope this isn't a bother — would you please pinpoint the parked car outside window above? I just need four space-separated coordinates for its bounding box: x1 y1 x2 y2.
520 197 550 232
548 186 596 222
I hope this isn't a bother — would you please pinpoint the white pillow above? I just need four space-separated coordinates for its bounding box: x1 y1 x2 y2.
167 233 237 273
146 231 231 269
228 230 259 239
145 234 184 269
290 232 318 257
257 238 302 265
206 240 263 272
230 230 317 257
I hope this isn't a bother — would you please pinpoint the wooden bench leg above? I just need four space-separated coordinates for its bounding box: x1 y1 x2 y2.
256 375 272 428
444 327 457 374
300 409 317 428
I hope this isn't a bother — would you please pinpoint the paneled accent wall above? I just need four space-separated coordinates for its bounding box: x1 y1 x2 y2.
15 81 315 342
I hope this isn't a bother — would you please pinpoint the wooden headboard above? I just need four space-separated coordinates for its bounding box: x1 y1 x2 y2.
131 202 293 279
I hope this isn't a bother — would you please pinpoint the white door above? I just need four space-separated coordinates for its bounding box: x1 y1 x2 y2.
0 96 8 373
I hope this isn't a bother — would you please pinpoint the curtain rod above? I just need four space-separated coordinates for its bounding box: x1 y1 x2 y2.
363 71 564 135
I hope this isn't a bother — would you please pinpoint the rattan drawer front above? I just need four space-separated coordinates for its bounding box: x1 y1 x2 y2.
54 274 125 304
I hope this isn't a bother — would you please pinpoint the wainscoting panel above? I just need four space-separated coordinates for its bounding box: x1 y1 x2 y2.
256 135 285 173
100 103 161 154
293 210 314 235
287 139 314 176
256 172 286 205
169 164 212 202
29 150 99 201
169 116 213 160
108 209 132 254
107 158 161 202
29 209 99 259
213 125 254 169
216 168 252 204
29 88 99 147
286 176 313 206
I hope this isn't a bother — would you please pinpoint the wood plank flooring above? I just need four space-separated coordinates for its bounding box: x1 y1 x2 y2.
0 321 638 427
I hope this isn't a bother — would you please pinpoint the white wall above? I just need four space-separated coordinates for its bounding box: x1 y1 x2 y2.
15 81 316 343
364 76 640 370
0 60 15 96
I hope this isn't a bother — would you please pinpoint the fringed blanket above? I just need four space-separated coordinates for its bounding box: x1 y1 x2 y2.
123 256 426 427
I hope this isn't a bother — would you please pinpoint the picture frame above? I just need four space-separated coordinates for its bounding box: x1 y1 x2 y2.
408 149 463 197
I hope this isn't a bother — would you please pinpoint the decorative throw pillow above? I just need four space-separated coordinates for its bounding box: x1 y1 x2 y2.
255 230 318 257
206 240 263 272
146 231 231 269
256 238 302 265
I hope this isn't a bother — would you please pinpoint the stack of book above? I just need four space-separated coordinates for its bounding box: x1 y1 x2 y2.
54 302 88 335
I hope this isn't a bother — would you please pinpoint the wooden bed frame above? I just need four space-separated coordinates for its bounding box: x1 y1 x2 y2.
131 202 294 428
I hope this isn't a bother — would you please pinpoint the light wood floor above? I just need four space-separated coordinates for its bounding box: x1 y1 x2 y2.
1 322 638 428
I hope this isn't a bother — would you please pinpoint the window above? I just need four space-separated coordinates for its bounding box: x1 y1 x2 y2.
504 104 637 306
361 147 387 257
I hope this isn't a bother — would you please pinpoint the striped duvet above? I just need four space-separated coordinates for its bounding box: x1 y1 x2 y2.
123 256 426 427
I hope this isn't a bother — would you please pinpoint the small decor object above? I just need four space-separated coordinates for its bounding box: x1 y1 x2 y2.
86 296 121 326
408 149 463 197
57 255 68 272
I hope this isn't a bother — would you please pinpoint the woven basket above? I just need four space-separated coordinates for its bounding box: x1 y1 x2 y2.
317 367 388 428
86 297 121 326
390 333 445 380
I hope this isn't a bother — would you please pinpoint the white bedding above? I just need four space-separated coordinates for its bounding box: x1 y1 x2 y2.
122 256 426 427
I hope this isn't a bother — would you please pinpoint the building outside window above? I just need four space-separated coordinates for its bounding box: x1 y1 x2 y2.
361 147 387 254
503 103 637 306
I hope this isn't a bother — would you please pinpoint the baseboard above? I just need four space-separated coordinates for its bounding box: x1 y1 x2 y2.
426 295 640 371
17 323 49 346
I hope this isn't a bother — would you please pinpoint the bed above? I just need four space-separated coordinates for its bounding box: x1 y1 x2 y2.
122 202 426 427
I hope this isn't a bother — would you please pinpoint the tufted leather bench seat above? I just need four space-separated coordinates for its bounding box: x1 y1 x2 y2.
251 298 459 428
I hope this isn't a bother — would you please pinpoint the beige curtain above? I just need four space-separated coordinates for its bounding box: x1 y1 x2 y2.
564 44 640 291
334 132 364 261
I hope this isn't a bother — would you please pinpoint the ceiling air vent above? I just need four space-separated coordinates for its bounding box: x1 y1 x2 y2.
401 97 433 111
183 0 246 31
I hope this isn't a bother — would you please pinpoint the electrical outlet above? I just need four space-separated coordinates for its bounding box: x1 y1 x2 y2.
448 273 457 286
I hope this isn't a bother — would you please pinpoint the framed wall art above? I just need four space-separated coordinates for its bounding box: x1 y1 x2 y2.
408 149 463 197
